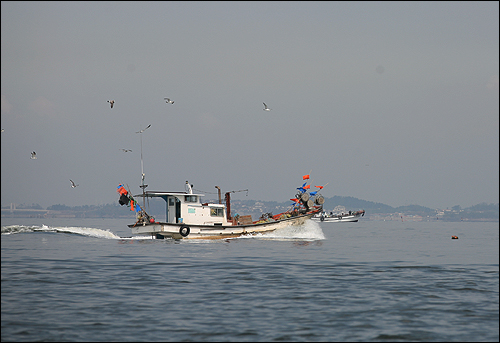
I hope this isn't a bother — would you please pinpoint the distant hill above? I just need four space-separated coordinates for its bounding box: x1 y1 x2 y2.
205 196 497 220
216 196 497 221
322 196 396 214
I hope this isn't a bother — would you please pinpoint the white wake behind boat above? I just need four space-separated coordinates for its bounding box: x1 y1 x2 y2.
312 210 365 223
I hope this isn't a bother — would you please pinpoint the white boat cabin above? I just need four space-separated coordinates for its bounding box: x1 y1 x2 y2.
137 191 232 226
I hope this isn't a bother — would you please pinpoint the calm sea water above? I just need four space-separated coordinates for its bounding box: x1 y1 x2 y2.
2 218 498 342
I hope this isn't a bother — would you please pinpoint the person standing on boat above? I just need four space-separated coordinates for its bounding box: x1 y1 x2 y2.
185 181 193 194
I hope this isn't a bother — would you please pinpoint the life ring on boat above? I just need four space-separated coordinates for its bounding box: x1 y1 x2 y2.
179 225 190 237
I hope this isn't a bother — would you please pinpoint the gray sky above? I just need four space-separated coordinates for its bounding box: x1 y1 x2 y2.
2 1 498 210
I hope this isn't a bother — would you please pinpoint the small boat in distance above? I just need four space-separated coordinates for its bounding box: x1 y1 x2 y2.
312 209 365 223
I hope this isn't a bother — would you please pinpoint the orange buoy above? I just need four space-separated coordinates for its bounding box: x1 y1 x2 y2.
451 235 458 239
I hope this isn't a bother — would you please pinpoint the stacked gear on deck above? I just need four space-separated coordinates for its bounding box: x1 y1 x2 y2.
289 174 326 214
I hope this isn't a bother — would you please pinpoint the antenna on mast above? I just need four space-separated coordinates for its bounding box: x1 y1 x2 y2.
136 124 151 210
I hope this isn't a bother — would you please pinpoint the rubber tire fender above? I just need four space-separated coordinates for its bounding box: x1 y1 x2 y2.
179 225 190 237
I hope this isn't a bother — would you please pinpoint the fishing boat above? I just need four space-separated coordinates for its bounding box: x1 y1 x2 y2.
312 209 365 223
117 125 324 239
117 182 323 240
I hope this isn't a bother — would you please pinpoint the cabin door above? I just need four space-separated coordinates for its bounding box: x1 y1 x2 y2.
175 198 181 223
167 197 176 223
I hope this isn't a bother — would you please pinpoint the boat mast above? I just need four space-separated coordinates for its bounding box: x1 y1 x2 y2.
136 124 151 211
215 186 221 204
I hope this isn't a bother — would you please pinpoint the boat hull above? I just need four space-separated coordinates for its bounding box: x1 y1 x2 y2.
312 210 365 223
312 216 359 223
129 210 318 239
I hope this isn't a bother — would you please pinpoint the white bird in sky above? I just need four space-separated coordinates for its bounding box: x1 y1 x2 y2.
120 149 132 152
70 179 79 188
30 151 37 159
263 102 271 111
164 98 174 104
107 100 115 108
136 124 151 133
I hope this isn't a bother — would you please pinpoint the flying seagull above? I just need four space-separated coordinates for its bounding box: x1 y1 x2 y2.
120 149 132 152
164 98 174 104
136 124 151 134
70 179 79 188
263 102 271 111
30 151 37 159
107 100 115 108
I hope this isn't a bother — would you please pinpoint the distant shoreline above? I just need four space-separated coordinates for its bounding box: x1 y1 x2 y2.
2 197 498 222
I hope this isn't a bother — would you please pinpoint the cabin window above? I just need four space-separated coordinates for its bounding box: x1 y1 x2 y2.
210 207 224 217
185 195 198 203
